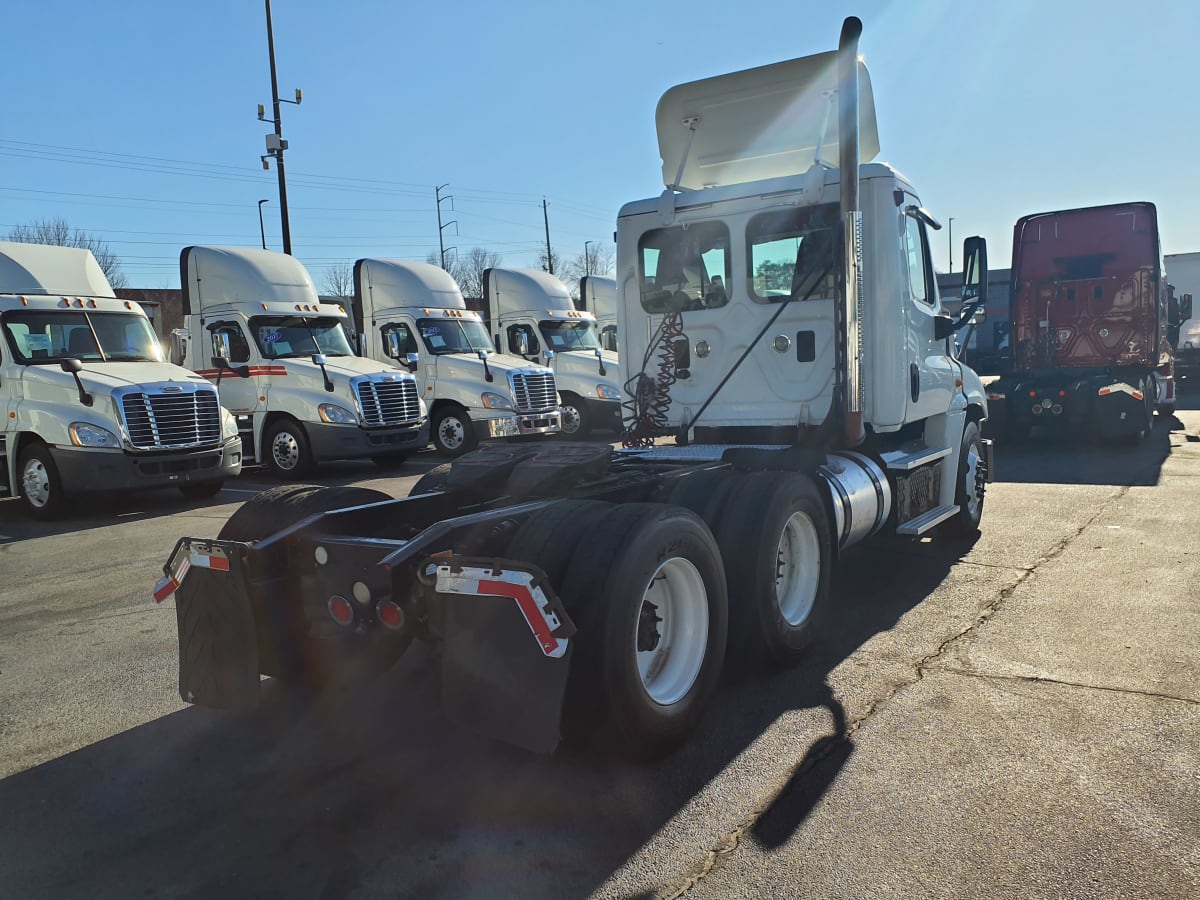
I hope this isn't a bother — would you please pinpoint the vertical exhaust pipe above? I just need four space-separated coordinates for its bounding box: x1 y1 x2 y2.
837 16 866 447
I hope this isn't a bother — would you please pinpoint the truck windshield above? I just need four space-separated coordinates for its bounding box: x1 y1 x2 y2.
1 310 163 364
539 320 601 352
417 318 493 355
249 316 353 359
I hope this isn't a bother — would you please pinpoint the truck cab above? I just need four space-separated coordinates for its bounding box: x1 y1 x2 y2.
173 247 428 477
484 267 621 437
0 241 242 517
353 259 562 456
579 275 619 351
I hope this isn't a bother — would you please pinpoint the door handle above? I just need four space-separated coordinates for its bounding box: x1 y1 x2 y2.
910 362 920 403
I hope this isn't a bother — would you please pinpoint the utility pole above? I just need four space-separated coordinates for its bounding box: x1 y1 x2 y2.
542 198 554 274
257 199 269 249
258 0 302 254
948 217 955 274
435 184 457 270
584 240 594 277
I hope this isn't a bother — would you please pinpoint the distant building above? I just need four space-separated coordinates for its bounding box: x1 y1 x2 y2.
115 288 183 338
937 268 1011 375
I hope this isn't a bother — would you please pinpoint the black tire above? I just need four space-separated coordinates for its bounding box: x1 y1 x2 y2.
432 406 477 457
262 417 316 479
370 452 409 470
716 472 832 668
559 393 592 440
408 463 453 496
667 469 741 533
17 442 68 520
558 503 728 759
218 484 395 685
179 480 224 500
942 419 986 539
504 499 614 591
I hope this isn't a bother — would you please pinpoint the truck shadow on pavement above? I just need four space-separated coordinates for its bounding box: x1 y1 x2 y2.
0 533 972 899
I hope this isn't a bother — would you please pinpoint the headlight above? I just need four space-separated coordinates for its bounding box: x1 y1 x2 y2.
69 422 121 448
318 403 357 424
221 408 239 438
481 391 513 410
596 384 620 400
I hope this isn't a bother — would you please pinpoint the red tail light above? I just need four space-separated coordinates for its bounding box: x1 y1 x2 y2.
376 599 405 630
328 595 354 627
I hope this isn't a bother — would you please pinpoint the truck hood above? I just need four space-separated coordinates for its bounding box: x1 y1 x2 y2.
552 348 619 378
273 355 409 381
21 362 211 397
431 353 553 382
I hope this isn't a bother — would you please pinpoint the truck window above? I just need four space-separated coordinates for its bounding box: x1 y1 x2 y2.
904 215 934 306
381 323 416 358
1 311 162 363
211 323 250 363
249 316 354 359
746 204 838 303
638 221 731 313
416 318 493 355
507 323 540 355
539 320 599 352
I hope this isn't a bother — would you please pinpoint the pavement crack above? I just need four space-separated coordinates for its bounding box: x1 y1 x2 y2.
939 667 1199 705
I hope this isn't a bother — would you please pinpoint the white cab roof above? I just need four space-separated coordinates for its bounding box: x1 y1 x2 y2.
356 259 466 311
183 246 319 310
487 267 573 311
580 276 617 318
0 241 116 298
656 50 878 190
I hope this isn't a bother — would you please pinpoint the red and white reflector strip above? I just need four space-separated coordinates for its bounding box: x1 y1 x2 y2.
1097 382 1141 400
152 545 231 603
436 564 567 658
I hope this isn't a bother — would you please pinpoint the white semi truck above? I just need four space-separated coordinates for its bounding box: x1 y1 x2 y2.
171 247 428 478
0 241 242 518
157 17 992 759
483 267 622 437
579 274 618 351
351 258 562 456
1167 252 1200 389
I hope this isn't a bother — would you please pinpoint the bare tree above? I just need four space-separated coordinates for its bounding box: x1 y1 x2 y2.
425 249 468 288
321 260 354 299
561 242 615 299
457 246 503 299
6 217 128 289
538 247 563 279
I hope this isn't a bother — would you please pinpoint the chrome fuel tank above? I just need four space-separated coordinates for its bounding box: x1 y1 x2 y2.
819 451 891 550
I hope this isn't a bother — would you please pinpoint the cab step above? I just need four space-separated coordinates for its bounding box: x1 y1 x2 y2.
895 504 960 536
879 444 952 471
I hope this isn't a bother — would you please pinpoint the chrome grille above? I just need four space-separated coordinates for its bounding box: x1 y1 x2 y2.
356 378 422 426
510 371 558 413
120 389 221 449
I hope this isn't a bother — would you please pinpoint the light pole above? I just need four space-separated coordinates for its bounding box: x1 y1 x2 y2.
258 0 302 254
257 199 269 249
584 240 594 277
948 217 955 274
435 184 457 270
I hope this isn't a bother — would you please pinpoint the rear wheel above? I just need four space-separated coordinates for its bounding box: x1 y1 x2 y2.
667 469 741 533
558 503 727 759
18 443 67 520
715 472 832 668
407 463 453 496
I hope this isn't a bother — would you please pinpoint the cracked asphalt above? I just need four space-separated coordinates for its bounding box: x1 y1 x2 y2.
0 409 1197 899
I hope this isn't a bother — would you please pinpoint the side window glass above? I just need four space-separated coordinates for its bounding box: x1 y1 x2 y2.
746 204 838 303
218 325 251 362
904 216 932 305
381 323 414 358
638 221 731 312
507 323 539 355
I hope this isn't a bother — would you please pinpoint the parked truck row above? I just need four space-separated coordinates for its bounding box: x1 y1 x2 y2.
155 17 997 758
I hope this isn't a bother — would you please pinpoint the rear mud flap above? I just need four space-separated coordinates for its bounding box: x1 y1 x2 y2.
165 539 261 711
437 559 574 754
1095 389 1147 438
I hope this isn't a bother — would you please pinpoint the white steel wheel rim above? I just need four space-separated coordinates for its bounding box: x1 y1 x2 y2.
635 556 709 706
776 511 821 626
271 431 300 470
22 458 51 508
561 405 582 434
963 442 983 520
438 416 465 450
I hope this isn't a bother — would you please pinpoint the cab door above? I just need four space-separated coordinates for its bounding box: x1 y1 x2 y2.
207 320 262 415
902 210 958 422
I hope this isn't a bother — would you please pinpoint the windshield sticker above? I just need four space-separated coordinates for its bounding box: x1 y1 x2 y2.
262 331 283 343
25 335 51 351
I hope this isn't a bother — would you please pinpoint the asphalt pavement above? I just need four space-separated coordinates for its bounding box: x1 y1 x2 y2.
0 414 1196 899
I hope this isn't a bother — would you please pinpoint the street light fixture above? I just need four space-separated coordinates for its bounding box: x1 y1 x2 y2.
257 199 269 250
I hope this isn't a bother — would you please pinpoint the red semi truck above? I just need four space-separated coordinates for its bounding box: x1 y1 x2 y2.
988 202 1190 442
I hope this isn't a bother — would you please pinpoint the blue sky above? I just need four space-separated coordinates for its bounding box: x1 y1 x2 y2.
2 0 1197 289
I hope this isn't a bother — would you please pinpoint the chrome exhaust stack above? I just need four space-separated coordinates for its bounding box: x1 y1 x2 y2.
837 16 866 447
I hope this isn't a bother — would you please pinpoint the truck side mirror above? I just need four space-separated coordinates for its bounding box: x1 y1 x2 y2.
385 330 402 359
60 357 83 374
311 353 328 366
594 347 604 359
1181 293 1193 324
543 349 556 363
601 327 618 352
515 332 530 356
960 236 989 308
934 314 956 341
211 331 231 361
405 352 420 373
